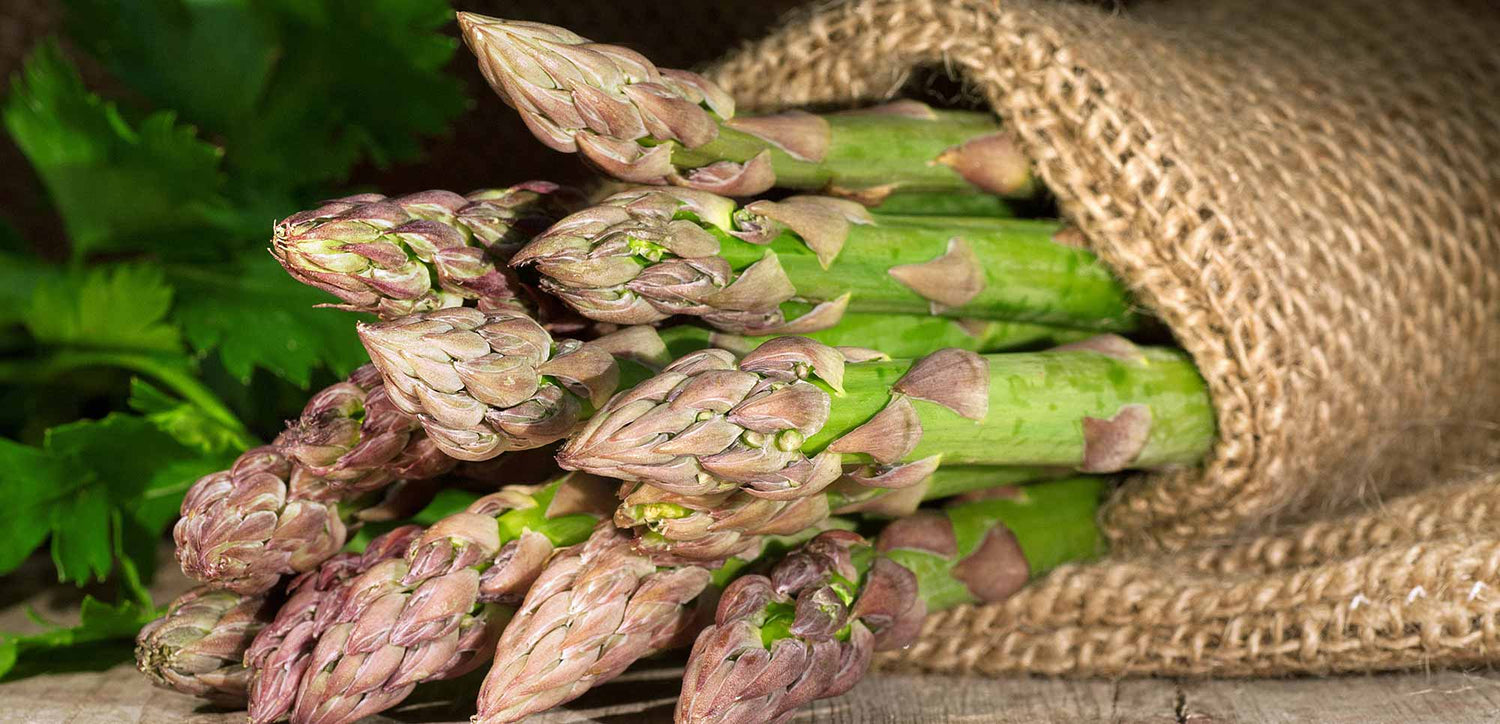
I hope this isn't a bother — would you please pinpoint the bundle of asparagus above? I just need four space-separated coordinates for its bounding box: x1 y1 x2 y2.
136 12 1225 724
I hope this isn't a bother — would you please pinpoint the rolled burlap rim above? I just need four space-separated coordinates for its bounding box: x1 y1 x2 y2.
707 0 1500 675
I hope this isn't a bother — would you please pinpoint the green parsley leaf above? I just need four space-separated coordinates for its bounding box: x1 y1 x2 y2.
26 264 181 353
170 251 369 387
2 41 236 259
127 378 245 456
223 0 465 190
0 251 53 329
62 0 462 194
63 0 277 133
0 414 225 584
0 595 156 680
0 438 77 575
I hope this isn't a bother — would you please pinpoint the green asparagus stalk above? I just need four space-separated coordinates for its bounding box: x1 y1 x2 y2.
356 309 680 462
457 15 1033 200
657 316 1093 364
510 187 1136 334
677 477 1107 723
560 335 1213 499
866 190 1018 218
616 466 1064 563
135 586 280 706
272 183 582 320
290 474 615 724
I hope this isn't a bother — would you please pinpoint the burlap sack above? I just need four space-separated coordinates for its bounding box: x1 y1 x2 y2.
708 0 1500 675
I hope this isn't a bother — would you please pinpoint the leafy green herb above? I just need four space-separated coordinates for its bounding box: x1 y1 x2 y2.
2 41 235 260
0 0 464 680
0 596 157 680
0 414 231 583
169 251 370 386
65 0 465 194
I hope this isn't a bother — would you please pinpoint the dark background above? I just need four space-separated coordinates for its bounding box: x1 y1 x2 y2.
0 0 817 256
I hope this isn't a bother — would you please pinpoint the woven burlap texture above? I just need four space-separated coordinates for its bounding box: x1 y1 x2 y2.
708 0 1500 675
710 0 1500 549
876 468 1500 676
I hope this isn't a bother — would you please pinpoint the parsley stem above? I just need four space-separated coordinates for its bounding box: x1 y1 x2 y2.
0 351 257 450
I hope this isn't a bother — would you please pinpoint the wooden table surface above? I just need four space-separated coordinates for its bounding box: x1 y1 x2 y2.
5 556 1500 722
7 657 1500 723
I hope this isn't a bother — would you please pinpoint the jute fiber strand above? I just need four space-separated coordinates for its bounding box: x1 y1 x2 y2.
706 0 1500 675
876 469 1500 676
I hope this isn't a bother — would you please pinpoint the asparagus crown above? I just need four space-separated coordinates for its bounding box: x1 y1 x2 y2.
288 476 611 724
135 586 279 706
244 525 423 724
401 473 616 602
560 337 853 499
616 482 831 564
676 530 921 724
280 364 457 493
173 444 348 594
293 555 505 724
357 307 621 461
272 183 579 319
457 13 733 174
475 523 713 724
511 187 871 333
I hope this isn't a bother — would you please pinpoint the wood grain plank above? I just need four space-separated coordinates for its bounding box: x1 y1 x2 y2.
11 660 1500 723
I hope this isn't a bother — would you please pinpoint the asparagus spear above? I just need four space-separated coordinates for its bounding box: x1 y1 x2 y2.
280 364 456 494
245 525 424 723
173 442 438 594
290 474 614 724
616 466 1062 563
272 183 582 319
472 518 842 723
510 187 1136 334
658 317 1093 365
457 15 1033 200
560 335 1213 499
677 477 1106 723
174 364 457 594
472 522 711 723
356 309 678 461
135 586 280 706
